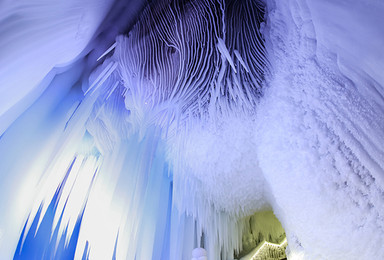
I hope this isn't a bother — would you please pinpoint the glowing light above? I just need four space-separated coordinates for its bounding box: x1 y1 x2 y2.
241 238 288 260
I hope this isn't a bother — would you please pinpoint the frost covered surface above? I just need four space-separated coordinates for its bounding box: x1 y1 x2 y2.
1 0 384 259
258 0 384 258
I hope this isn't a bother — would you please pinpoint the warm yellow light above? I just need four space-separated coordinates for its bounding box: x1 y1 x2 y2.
242 238 287 260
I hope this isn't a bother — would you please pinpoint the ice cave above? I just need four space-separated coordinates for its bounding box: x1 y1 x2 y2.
0 0 383 259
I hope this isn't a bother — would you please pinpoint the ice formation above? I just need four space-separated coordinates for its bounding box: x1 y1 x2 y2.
0 0 384 259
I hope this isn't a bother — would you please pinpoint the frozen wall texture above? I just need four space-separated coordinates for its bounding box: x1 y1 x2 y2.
259 0 384 258
0 0 115 134
0 0 384 259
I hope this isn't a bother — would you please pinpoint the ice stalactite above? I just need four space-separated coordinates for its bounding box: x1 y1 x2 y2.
1 0 270 258
91 0 269 258
7 70 175 259
0 60 89 259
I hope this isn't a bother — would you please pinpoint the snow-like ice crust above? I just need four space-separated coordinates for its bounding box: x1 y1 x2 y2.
259 0 384 258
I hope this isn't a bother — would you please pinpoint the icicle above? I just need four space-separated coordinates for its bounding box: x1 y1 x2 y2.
234 50 250 73
97 42 117 62
85 62 117 95
217 38 237 73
